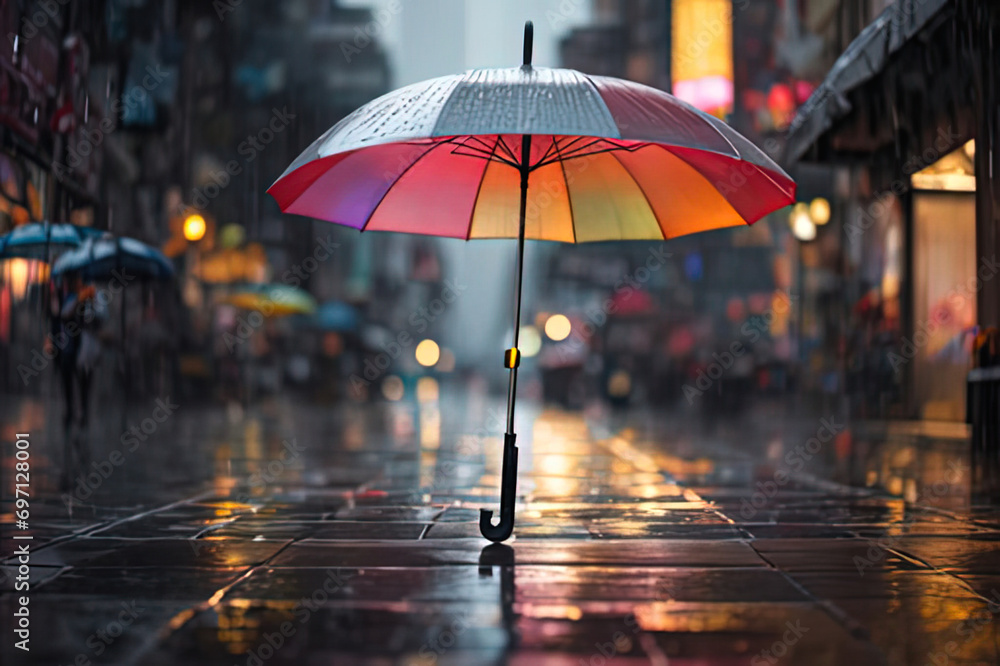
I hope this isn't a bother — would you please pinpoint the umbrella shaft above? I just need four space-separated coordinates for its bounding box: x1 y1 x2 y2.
505 135 531 435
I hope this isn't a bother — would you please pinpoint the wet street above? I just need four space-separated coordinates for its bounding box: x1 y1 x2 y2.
2 0 1000 663
2 384 999 666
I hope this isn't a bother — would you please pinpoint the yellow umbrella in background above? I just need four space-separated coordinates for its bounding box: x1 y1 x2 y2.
220 283 317 317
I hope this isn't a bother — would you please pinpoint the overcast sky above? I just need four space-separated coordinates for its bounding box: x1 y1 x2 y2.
342 0 593 85
337 1 595 362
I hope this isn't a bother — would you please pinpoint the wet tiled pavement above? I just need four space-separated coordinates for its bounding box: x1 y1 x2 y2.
2 387 1000 665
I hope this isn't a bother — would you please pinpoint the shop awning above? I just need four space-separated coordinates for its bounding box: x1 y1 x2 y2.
786 0 951 163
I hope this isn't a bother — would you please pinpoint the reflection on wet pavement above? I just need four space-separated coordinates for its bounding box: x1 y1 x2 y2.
2 388 999 665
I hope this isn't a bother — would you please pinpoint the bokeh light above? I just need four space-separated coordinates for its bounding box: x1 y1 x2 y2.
544 314 571 341
437 348 456 372
608 370 632 397
416 376 439 402
415 339 440 367
519 325 542 357
381 375 404 401
183 214 206 241
809 197 831 225
791 208 816 241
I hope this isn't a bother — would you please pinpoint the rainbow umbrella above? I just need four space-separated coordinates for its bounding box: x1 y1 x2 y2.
269 22 795 541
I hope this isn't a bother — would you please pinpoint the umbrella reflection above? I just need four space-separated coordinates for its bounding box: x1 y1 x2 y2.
479 543 518 654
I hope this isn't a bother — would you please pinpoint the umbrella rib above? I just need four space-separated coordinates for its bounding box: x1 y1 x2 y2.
532 138 644 170
552 138 577 244
705 119 740 159
583 71 743 160
464 138 499 241
496 136 519 165
607 150 667 241
535 136 559 167
358 141 445 233
446 136 521 169
446 135 492 156
550 135 587 158
747 161 796 201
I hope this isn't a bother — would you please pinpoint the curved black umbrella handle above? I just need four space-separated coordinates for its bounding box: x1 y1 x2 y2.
479 433 518 542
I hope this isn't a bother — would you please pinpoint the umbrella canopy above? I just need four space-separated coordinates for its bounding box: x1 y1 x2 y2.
269 68 793 243
0 221 106 261
221 283 317 317
52 235 175 281
269 22 795 542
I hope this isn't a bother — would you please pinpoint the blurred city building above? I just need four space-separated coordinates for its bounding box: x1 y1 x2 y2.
555 0 998 503
787 0 1000 501
0 0 396 402
2 0 996 501
556 0 791 418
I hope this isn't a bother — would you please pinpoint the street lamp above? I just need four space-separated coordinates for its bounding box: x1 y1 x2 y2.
183 213 206 242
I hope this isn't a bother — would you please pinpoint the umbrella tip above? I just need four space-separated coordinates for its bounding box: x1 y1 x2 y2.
523 20 533 67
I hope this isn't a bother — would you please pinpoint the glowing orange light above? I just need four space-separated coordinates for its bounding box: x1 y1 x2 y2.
183 214 206 242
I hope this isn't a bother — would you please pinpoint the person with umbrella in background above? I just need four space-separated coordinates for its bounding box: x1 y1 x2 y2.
48 271 105 487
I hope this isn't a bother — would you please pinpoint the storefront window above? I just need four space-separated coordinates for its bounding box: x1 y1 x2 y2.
912 192 977 421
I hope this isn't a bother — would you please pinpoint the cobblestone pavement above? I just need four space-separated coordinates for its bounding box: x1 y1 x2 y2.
2 384 999 665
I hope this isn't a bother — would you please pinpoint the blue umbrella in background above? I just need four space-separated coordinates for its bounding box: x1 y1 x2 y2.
52 235 175 281
308 300 360 332
52 234 175 432
0 221 106 261
1 222 109 345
